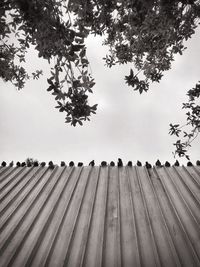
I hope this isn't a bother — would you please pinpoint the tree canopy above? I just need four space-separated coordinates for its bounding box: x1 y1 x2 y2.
1 0 200 158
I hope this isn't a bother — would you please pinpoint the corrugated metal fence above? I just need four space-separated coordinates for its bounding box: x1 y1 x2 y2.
0 164 200 266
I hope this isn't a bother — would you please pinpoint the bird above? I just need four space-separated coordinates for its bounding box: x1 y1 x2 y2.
69 161 74 167
61 161 66 167
174 160 179 166
165 161 171 167
101 161 107 167
196 160 200 166
187 161 193 166
145 162 152 169
137 160 142 166
9 161 14 167
27 161 32 167
16 162 21 167
110 161 115 166
78 162 83 167
118 158 123 167
21 162 26 167
49 161 54 169
41 162 46 167
33 161 39 167
1 161 6 167
155 159 162 167
127 161 132 167
89 160 95 166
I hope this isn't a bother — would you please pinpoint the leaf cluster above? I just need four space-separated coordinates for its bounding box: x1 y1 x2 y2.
169 82 200 159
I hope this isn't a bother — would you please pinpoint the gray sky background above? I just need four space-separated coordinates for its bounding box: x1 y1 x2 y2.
0 27 200 165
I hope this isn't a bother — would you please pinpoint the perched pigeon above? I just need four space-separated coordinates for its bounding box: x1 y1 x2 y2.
61 161 66 167
101 161 107 167
196 160 200 166
187 161 193 166
165 161 171 167
89 160 95 166
137 160 142 166
9 161 14 167
155 160 162 167
78 162 83 167
16 162 21 167
27 161 32 167
127 161 132 167
1 161 6 167
21 162 26 167
41 162 46 167
110 161 115 166
69 161 74 167
33 161 39 167
174 160 179 166
49 161 54 169
145 162 152 169
118 158 123 167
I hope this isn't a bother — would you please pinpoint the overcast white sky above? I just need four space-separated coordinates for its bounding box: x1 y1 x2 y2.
0 27 200 165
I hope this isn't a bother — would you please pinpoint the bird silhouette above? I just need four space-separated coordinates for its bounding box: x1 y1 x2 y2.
1 161 6 167
155 160 162 167
145 162 152 169
165 161 171 167
69 161 74 167
27 161 32 167
127 161 132 167
110 161 115 166
137 160 142 166
118 158 123 167
49 161 54 169
196 160 200 166
174 160 179 166
21 162 26 167
9 161 14 167
89 160 95 166
33 161 39 167
41 162 46 167
16 162 21 167
78 162 83 167
101 161 107 167
61 161 66 167
187 161 193 166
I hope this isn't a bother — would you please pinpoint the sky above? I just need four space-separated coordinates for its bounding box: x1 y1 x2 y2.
0 27 200 166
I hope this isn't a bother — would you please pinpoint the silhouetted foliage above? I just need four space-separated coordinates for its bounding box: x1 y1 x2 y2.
1 0 200 156
169 81 200 159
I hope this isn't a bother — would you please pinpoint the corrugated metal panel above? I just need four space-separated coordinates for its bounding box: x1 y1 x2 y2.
0 165 200 267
